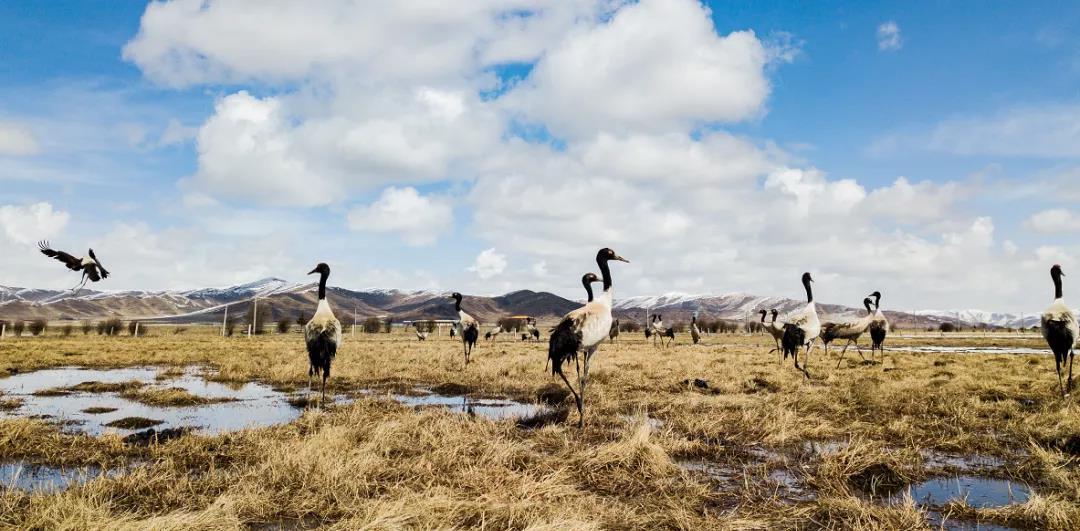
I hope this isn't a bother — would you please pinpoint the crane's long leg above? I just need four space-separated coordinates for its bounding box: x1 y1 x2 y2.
1056 356 1066 398
835 344 848 369
578 347 596 429
555 368 581 421
1069 350 1076 392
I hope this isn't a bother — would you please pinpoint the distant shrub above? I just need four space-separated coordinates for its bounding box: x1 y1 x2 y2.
383 317 393 333
12 321 25 337
81 320 93 335
61 324 73 337
939 322 956 333
95 318 122 336
128 321 139 337
296 312 308 327
276 318 292 334
362 317 382 333
28 319 47 336
621 321 641 333
244 302 270 335
416 319 436 333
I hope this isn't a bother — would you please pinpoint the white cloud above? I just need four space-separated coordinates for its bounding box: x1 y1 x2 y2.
159 118 197 146
0 121 40 156
468 248 507 279
0 202 68 245
109 0 1070 312
123 0 598 87
1025 208 1080 233
872 103 1080 158
877 21 902 51
346 187 452 246
510 0 779 137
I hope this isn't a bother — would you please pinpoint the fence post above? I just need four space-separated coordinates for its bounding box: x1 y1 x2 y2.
222 305 229 337
134 322 140 337
1 323 4 339
248 324 252 338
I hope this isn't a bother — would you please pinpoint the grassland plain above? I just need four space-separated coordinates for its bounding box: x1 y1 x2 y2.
0 326 1077 529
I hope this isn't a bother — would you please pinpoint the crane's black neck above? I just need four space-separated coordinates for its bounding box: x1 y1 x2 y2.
803 277 813 303
317 271 328 300
872 292 881 309
454 297 462 313
583 278 595 302
759 312 766 323
863 299 873 313
1053 269 1064 299
598 259 613 292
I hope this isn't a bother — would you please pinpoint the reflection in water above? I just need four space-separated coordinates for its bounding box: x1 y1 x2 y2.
0 367 303 435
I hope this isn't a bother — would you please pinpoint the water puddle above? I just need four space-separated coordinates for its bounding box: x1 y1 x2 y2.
920 451 1005 472
385 387 548 421
0 367 304 436
892 346 1044 355
890 476 1031 509
0 461 128 492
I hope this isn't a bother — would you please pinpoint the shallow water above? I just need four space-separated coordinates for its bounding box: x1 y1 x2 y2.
890 476 1031 509
388 387 548 421
0 461 125 492
891 346 1045 355
0 366 302 435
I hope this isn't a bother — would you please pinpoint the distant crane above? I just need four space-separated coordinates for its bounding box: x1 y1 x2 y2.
781 272 820 378
303 263 340 403
1041 265 1078 398
823 298 874 368
868 291 889 362
451 292 479 365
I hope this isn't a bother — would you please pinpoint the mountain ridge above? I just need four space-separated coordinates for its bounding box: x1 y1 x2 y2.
0 279 1045 328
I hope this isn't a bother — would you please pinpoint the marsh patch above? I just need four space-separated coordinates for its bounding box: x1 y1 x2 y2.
105 416 163 429
81 406 118 414
0 367 307 435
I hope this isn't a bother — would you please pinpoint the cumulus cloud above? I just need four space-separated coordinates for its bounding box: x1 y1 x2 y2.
347 187 452 246
1025 208 1080 233
877 21 902 51
510 0 778 137
0 202 68 245
110 0 1062 311
468 248 507 279
0 121 40 156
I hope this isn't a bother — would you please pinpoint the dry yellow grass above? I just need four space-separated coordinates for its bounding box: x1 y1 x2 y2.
0 328 1077 529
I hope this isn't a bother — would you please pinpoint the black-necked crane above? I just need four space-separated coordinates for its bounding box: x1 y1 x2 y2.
415 326 429 341
868 291 889 362
609 318 620 343
690 315 701 345
548 248 628 428
761 309 785 362
824 298 874 368
546 272 599 374
1041 265 1078 398
451 292 479 365
38 241 110 292
303 263 341 403
781 272 820 378
526 318 540 342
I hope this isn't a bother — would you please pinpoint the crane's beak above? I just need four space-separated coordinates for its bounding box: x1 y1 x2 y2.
308 268 318 275
613 255 629 263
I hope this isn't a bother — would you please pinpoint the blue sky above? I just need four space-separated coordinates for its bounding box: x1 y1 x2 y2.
2 0 1080 312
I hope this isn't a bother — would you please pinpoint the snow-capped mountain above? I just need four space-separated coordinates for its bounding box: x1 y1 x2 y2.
0 280 1042 328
